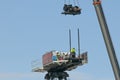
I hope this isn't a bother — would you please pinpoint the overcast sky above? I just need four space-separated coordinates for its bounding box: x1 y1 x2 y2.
0 0 120 80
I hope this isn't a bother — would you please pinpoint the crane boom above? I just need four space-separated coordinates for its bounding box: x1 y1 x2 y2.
93 0 120 80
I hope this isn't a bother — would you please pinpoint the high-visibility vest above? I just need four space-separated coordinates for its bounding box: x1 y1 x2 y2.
70 48 75 53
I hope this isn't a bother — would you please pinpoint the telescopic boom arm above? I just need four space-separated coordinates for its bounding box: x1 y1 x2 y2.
93 0 120 80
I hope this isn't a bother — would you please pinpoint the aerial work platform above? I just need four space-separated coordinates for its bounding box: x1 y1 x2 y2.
32 29 88 80
32 51 87 73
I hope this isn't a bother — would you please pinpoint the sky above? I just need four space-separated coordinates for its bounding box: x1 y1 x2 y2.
0 0 120 80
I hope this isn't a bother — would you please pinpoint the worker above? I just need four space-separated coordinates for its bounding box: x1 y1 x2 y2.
52 51 57 61
72 6 81 15
63 4 73 12
70 48 76 58
62 52 66 60
65 52 69 59
56 52 61 60
74 6 81 12
63 4 68 12
59 52 63 60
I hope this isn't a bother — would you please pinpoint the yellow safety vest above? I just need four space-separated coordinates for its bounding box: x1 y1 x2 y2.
70 48 75 53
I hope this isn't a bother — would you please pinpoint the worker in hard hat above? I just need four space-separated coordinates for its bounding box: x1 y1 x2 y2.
65 52 69 60
70 48 76 58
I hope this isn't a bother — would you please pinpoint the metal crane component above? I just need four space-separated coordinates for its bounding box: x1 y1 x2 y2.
93 0 120 80
45 72 69 80
78 28 80 58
